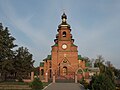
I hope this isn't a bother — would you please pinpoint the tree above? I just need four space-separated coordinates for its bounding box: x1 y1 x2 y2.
94 55 105 73
0 23 17 81
0 23 35 81
114 68 120 79
33 67 39 76
91 73 116 90
89 55 116 90
14 47 34 81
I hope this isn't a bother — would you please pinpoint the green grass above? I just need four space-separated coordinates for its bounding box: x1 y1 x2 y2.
0 81 51 90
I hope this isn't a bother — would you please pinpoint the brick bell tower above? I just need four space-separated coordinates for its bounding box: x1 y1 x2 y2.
51 13 79 76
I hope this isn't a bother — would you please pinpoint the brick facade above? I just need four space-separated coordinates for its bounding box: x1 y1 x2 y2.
39 13 88 81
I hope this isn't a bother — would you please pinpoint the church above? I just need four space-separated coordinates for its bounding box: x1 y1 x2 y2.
39 13 90 83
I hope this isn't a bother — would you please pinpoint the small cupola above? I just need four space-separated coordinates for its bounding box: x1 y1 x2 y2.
58 13 71 29
62 13 67 22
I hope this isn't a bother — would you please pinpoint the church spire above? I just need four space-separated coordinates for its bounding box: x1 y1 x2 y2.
58 13 70 28
62 12 67 22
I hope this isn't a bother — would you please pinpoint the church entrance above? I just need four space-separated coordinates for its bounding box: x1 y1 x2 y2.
56 64 75 83
63 66 67 76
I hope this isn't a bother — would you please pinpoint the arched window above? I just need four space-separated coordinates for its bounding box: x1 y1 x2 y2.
41 69 44 75
63 66 67 75
62 31 66 37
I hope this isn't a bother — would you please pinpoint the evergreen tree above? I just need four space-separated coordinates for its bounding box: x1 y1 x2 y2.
94 55 105 73
90 55 116 90
0 23 16 81
91 73 115 90
14 47 34 81
0 23 35 81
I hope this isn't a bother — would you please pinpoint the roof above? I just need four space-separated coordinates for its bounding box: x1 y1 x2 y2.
78 55 83 60
47 55 51 60
52 43 58 47
58 13 71 29
72 44 77 47
43 55 52 61
40 62 44 67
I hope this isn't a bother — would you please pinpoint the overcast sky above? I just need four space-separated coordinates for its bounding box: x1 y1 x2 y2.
0 0 120 68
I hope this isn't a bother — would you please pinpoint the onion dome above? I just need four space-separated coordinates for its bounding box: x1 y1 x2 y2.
58 13 70 28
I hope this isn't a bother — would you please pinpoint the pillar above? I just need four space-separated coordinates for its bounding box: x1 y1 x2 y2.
45 73 48 82
31 72 34 81
39 69 41 80
53 74 55 83
75 74 77 83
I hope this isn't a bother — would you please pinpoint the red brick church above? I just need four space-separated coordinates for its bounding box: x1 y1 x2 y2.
39 13 90 83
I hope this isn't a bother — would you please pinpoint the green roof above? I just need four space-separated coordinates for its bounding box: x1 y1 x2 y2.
40 62 44 67
52 43 58 47
43 55 52 61
85 62 90 67
78 55 83 60
47 55 51 60
72 44 77 47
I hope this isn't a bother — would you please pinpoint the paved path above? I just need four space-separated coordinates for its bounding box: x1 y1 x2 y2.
43 83 85 90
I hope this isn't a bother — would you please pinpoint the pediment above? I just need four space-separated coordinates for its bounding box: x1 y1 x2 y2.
59 57 71 66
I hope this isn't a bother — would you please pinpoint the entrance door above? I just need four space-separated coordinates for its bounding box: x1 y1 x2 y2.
63 67 67 76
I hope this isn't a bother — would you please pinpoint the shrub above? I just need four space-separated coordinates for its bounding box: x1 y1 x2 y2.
30 78 43 90
79 78 89 89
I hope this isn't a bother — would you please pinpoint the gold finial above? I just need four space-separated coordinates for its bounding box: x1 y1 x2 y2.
62 10 67 22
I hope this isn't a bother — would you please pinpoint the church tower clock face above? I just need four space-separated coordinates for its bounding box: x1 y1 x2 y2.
62 44 67 49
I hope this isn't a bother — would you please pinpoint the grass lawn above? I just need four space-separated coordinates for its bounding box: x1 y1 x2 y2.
0 81 51 90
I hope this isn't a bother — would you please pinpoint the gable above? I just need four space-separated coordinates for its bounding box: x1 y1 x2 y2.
59 57 71 66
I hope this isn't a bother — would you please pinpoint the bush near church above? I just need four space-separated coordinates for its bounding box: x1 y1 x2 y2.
30 78 43 90
79 78 89 89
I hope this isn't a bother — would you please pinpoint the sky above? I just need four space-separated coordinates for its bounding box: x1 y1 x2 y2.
0 0 120 68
